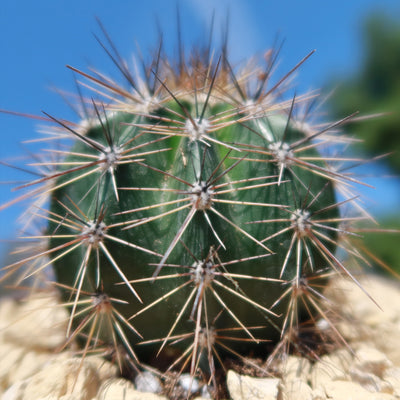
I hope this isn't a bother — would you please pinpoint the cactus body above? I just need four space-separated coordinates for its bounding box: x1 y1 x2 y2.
49 92 338 363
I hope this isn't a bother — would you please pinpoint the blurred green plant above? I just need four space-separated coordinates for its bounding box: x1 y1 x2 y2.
328 13 400 275
359 217 400 275
329 13 400 172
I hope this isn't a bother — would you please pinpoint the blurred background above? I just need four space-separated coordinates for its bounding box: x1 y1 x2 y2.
1 0 400 278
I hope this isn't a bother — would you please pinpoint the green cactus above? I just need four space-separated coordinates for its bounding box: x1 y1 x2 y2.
1 23 377 399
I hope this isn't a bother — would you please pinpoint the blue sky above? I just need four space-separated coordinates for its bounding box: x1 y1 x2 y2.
1 0 400 255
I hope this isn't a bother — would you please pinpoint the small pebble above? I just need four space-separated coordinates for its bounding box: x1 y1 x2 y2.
134 371 163 394
227 370 280 400
178 373 201 394
353 347 392 378
200 384 212 399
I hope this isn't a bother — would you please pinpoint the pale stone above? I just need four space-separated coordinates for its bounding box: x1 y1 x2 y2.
282 379 313 400
84 356 118 382
383 367 400 397
280 356 311 382
368 394 397 400
370 325 400 366
0 344 25 389
21 358 99 400
323 380 368 400
353 347 392 378
3 293 68 350
361 277 400 324
6 349 74 387
97 378 167 400
0 299 18 339
323 380 396 400
383 367 400 382
326 348 353 370
311 387 326 400
333 276 400 327
7 350 50 385
1 379 27 400
349 368 393 393
310 350 352 389
35 397 59 400
336 321 365 342
226 370 280 400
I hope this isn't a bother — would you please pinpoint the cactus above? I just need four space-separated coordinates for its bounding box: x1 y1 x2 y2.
1 21 381 399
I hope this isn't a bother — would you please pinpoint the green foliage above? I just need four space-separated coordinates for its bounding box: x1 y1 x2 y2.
328 13 400 278
329 14 400 173
359 217 400 276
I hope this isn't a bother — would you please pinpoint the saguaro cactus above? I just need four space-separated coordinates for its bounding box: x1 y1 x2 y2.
1 23 377 398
